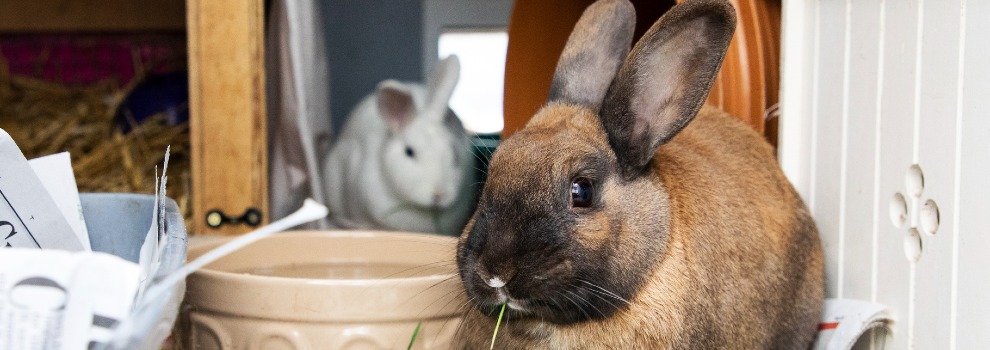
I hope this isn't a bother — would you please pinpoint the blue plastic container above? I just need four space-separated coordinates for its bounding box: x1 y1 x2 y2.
80 193 187 349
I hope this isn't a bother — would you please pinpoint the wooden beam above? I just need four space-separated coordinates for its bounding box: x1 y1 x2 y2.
0 0 185 32
187 0 267 235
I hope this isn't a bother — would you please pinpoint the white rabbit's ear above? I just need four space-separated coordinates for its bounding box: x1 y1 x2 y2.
600 0 736 177
377 80 416 133
546 0 635 111
425 55 460 121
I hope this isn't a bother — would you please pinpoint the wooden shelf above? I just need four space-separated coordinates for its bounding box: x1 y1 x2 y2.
0 0 185 32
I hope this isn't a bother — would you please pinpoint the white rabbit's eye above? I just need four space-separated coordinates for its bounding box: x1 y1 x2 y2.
571 177 594 208
405 146 416 158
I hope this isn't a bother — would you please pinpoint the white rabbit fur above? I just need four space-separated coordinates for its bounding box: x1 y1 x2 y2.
322 56 476 235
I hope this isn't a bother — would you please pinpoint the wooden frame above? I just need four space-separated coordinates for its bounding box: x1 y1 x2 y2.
186 0 268 235
1 0 270 235
0 0 185 32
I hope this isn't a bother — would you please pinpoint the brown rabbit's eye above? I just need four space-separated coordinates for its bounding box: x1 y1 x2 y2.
571 177 594 208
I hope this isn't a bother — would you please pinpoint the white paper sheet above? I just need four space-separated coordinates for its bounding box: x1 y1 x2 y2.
136 147 169 303
0 130 83 251
28 152 91 251
0 128 176 349
0 249 139 350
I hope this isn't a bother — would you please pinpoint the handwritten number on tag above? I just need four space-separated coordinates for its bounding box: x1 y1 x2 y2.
1 221 16 241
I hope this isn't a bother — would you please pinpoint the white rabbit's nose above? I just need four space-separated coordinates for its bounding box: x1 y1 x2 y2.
433 191 454 207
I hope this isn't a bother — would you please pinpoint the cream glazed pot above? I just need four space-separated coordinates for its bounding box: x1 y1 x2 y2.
179 231 467 349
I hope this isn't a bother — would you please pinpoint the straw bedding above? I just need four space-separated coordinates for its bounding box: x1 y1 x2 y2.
0 67 192 227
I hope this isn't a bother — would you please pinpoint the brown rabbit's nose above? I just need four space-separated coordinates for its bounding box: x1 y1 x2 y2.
485 277 506 288
476 265 516 289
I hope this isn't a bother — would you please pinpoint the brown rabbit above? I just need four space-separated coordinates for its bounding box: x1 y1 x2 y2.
453 0 824 348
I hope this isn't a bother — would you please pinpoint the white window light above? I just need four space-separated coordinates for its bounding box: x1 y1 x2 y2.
438 29 508 135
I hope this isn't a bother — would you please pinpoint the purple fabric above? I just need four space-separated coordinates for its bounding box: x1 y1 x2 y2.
0 34 186 86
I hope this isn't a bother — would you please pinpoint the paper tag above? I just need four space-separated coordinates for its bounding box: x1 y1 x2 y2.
136 146 170 301
28 152 91 251
0 129 83 251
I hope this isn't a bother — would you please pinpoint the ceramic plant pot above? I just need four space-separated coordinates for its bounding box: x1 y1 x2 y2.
180 230 466 349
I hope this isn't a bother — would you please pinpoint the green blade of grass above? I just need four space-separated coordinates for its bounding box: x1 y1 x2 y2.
490 303 507 350
407 321 422 350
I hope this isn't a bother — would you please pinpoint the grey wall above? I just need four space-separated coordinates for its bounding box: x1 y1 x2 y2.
322 0 423 135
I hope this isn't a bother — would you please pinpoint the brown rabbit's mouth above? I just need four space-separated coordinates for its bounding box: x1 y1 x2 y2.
505 298 530 312
467 280 630 324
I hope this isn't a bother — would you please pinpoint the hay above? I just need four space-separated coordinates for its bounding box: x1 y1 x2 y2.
0 71 192 228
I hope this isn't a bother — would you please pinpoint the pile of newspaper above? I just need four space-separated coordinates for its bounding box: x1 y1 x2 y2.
0 128 172 350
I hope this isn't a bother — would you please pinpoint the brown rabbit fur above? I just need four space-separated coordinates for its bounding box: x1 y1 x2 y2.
454 0 824 349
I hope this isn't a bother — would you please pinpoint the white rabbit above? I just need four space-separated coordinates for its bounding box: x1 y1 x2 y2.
322 56 476 235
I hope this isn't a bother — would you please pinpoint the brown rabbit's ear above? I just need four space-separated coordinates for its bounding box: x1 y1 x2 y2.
600 0 736 177
545 0 635 111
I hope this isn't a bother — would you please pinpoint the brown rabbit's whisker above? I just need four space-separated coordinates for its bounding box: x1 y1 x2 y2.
471 162 489 173
471 169 489 179
473 154 491 172
558 293 588 319
350 260 457 298
571 284 621 311
469 148 494 165
399 274 459 308
577 279 630 305
375 241 456 251
559 291 593 320
410 285 468 316
565 289 605 318
422 274 460 295
452 297 480 340
372 235 458 246
404 278 470 343
437 296 477 341
372 259 455 282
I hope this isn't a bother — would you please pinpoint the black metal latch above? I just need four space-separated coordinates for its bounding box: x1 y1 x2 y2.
205 208 263 228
